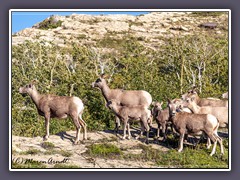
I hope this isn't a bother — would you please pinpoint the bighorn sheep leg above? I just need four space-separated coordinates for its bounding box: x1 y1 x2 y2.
178 132 185 152
43 114 50 141
79 113 87 140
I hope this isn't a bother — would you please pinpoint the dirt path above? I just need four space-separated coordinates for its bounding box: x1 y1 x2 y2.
12 129 170 169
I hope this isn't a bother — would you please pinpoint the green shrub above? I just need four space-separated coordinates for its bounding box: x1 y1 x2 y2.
59 150 73 157
12 161 47 169
191 12 226 17
20 148 41 155
41 142 55 150
12 32 228 137
53 164 80 168
38 16 63 30
86 143 122 158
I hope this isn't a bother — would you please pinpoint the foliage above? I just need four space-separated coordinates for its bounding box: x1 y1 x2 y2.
84 139 228 168
38 16 63 30
20 148 41 155
53 164 80 168
86 143 123 158
44 149 73 157
191 12 226 17
12 161 47 169
41 142 55 150
12 31 228 137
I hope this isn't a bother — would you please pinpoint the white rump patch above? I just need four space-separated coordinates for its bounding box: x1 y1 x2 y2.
207 114 218 127
144 107 151 118
142 91 152 106
73 97 84 113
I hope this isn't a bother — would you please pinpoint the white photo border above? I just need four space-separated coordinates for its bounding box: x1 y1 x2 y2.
9 9 231 171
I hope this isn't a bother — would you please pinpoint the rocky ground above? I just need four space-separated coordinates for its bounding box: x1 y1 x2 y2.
12 127 170 169
11 125 228 169
12 12 228 50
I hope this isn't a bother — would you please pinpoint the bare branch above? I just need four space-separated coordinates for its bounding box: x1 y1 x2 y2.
49 52 60 88
90 47 105 76
69 83 75 96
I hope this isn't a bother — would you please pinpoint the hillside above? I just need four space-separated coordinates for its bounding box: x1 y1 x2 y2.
11 11 229 169
13 12 228 50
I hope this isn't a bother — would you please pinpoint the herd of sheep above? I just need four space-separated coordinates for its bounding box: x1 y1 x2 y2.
18 74 228 156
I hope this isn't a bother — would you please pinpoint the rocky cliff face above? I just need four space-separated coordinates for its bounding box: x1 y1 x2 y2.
12 12 228 50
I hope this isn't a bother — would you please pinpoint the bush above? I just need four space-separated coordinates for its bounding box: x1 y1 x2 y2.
38 16 63 30
191 12 225 17
11 32 228 137
86 143 122 158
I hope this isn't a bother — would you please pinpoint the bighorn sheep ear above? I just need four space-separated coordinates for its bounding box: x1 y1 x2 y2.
101 73 108 79
192 85 197 90
31 79 38 85
167 98 171 104
178 104 183 109
192 86 198 93
151 101 156 106
100 73 105 78
101 73 110 80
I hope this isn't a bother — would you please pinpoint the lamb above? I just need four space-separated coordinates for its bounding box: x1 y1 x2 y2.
182 87 228 107
19 81 87 145
183 97 228 128
92 74 152 133
152 100 191 141
167 99 224 156
106 99 151 144
152 101 171 141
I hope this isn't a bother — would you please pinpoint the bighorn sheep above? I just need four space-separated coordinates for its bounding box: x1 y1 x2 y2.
167 99 224 156
92 74 152 132
152 101 170 141
107 99 151 144
182 87 228 107
19 82 87 144
183 98 228 128
171 98 192 113
152 100 191 141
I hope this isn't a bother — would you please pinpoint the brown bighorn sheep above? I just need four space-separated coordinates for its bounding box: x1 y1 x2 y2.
19 82 87 144
182 87 228 107
167 99 224 156
171 98 192 113
152 100 191 141
151 101 170 141
183 98 228 128
106 99 151 144
92 74 152 132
